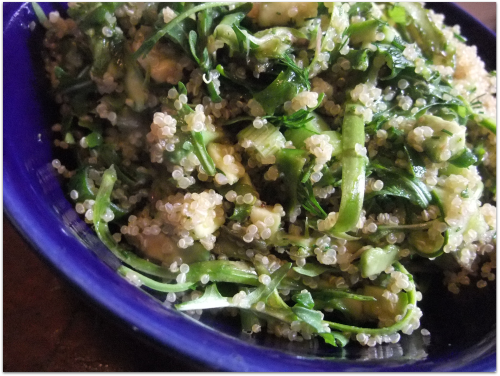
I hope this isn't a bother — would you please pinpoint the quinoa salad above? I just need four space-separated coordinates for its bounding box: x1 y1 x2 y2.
35 2 496 349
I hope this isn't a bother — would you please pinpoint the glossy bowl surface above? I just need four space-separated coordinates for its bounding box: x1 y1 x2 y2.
4 2 496 372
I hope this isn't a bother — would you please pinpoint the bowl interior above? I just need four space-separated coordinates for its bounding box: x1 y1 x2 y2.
3 2 496 372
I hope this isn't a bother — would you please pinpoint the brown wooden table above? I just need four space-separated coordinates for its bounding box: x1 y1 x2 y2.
3 217 201 372
3 4 495 372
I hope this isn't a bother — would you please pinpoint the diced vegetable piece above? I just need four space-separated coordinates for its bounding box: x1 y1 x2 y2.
252 27 308 59
193 209 225 240
409 226 445 255
336 298 365 322
127 231 210 265
347 19 383 45
362 285 409 323
250 206 281 236
284 127 317 149
85 132 103 148
417 115 466 162
323 131 342 157
208 143 246 184
303 112 331 133
238 124 286 158
201 129 224 145
359 245 399 278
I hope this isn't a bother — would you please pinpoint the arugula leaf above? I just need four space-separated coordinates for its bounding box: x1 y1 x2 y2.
178 81 188 96
404 144 426 178
293 263 330 277
375 43 414 80
161 91 217 175
188 30 201 65
449 147 478 168
266 93 325 129
311 289 377 302
176 283 232 311
366 175 426 207
191 131 217 176
298 180 328 219
279 54 310 90
165 12 197 54
367 159 432 208
229 204 253 222
320 332 349 347
92 167 177 278
245 263 292 305
183 23 220 101
134 2 230 59
217 23 305 60
291 306 328 333
55 66 95 95
198 6 220 44
213 12 252 55
347 48 371 71
292 290 315 309
254 68 308 116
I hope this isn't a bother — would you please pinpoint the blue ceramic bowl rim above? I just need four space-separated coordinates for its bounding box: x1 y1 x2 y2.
3 2 496 372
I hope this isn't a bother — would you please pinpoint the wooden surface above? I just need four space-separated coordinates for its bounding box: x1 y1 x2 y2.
459 2 496 32
3 217 200 372
3 4 496 372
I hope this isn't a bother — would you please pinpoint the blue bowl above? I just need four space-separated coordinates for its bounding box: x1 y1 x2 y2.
4 2 496 371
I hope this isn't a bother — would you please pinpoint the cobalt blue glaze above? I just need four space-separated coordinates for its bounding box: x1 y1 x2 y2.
3 2 496 372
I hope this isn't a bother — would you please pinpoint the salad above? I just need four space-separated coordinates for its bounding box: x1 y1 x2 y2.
35 2 496 348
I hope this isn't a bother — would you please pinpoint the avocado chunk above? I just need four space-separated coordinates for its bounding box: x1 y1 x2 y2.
207 143 246 185
362 285 408 324
416 115 466 162
250 206 281 236
360 245 399 278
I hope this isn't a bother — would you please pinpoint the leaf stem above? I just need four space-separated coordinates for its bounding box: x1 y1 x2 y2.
331 103 366 234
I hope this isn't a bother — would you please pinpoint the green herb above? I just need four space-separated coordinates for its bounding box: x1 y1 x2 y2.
253 68 308 116
133 2 231 59
367 159 432 209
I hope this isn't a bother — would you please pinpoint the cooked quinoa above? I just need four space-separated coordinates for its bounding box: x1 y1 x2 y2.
35 2 496 349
